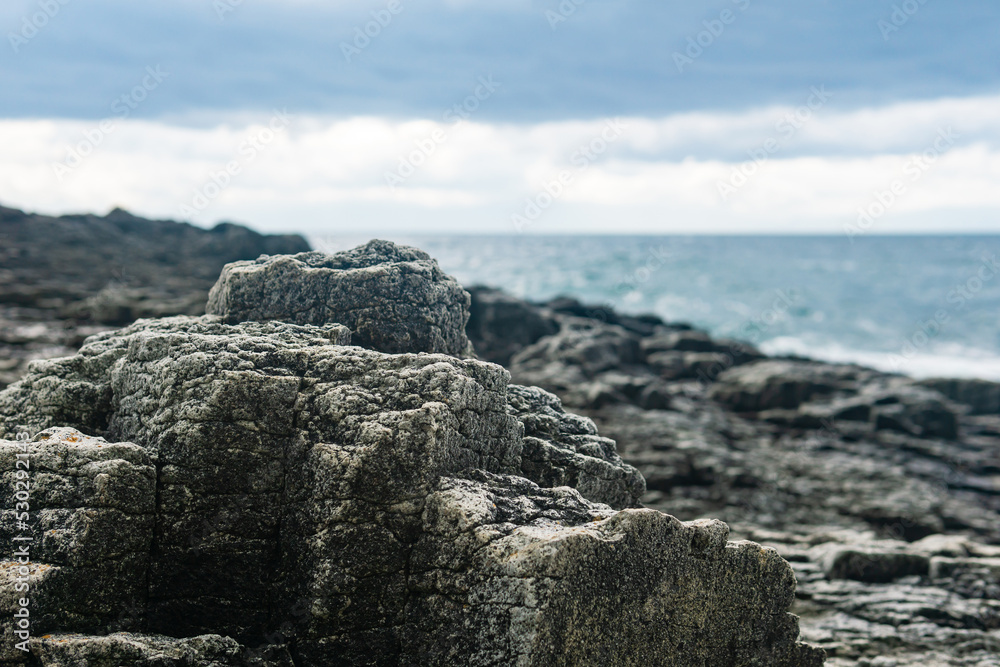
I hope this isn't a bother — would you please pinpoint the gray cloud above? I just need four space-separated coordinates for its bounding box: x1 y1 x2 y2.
1 0 999 122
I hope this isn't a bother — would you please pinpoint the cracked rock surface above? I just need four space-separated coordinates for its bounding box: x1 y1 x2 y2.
0 245 820 666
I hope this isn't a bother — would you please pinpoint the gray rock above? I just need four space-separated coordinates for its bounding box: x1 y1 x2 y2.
741 529 1000 666
641 329 722 354
0 427 155 662
29 632 293 666
862 386 961 440
511 318 642 379
793 385 962 440
507 318 666 410
466 286 560 366
206 241 473 356
0 203 311 391
0 313 819 665
647 350 740 382
918 377 1000 416
539 295 668 337
708 360 870 412
822 548 930 583
506 384 645 508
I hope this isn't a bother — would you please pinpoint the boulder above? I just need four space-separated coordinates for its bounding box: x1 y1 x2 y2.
797 385 961 440
511 318 642 378
506 318 657 409
206 241 473 356
0 204 312 391
647 350 740 383
540 296 668 337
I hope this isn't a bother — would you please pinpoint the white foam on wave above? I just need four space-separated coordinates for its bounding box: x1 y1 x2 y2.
759 336 1000 381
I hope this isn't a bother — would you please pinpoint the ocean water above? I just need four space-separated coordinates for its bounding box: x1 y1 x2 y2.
310 235 1000 381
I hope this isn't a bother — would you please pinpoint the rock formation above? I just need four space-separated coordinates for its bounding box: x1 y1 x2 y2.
0 242 822 666
467 287 1000 666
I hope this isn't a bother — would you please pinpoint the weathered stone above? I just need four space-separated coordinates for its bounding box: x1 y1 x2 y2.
506 384 644 508
506 318 654 409
861 386 961 440
511 318 642 379
647 350 738 382
28 632 294 667
0 203 310 391
539 296 668 337
0 428 155 662
0 310 819 665
404 473 823 667
206 241 473 356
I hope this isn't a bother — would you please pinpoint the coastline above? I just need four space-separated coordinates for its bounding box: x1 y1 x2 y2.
2 206 998 664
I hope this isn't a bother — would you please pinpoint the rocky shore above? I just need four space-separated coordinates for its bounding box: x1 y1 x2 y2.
0 207 997 665
1 239 821 666
467 287 1000 666
0 204 309 390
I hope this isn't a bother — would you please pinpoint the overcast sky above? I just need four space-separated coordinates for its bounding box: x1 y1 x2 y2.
1 0 998 234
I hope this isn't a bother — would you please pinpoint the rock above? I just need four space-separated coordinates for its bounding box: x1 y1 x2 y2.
742 529 1000 665
708 360 870 412
0 203 311 390
511 318 642 378
506 384 645 508
540 296 668 337
506 318 651 409
822 548 930 583
647 350 739 382
641 334 762 385
0 299 820 664
408 475 824 667
794 386 962 440
910 534 973 558
918 377 1000 416
466 286 559 366
206 241 473 356
0 427 155 662
641 329 722 354
930 556 1000 600
862 386 961 440
28 632 294 667
707 363 962 440
594 394 1000 545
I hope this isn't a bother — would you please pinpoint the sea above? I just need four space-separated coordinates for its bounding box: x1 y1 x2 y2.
309 234 1000 381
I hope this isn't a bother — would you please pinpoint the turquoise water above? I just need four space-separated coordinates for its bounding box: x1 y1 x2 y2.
310 235 1000 380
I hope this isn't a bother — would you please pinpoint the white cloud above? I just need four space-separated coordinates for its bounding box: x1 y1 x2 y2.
1 94 999 234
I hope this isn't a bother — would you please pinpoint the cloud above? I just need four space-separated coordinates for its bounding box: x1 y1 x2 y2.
1 94 999 234
2 0 999 121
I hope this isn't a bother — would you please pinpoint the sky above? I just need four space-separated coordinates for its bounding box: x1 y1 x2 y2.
1 0 999 234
